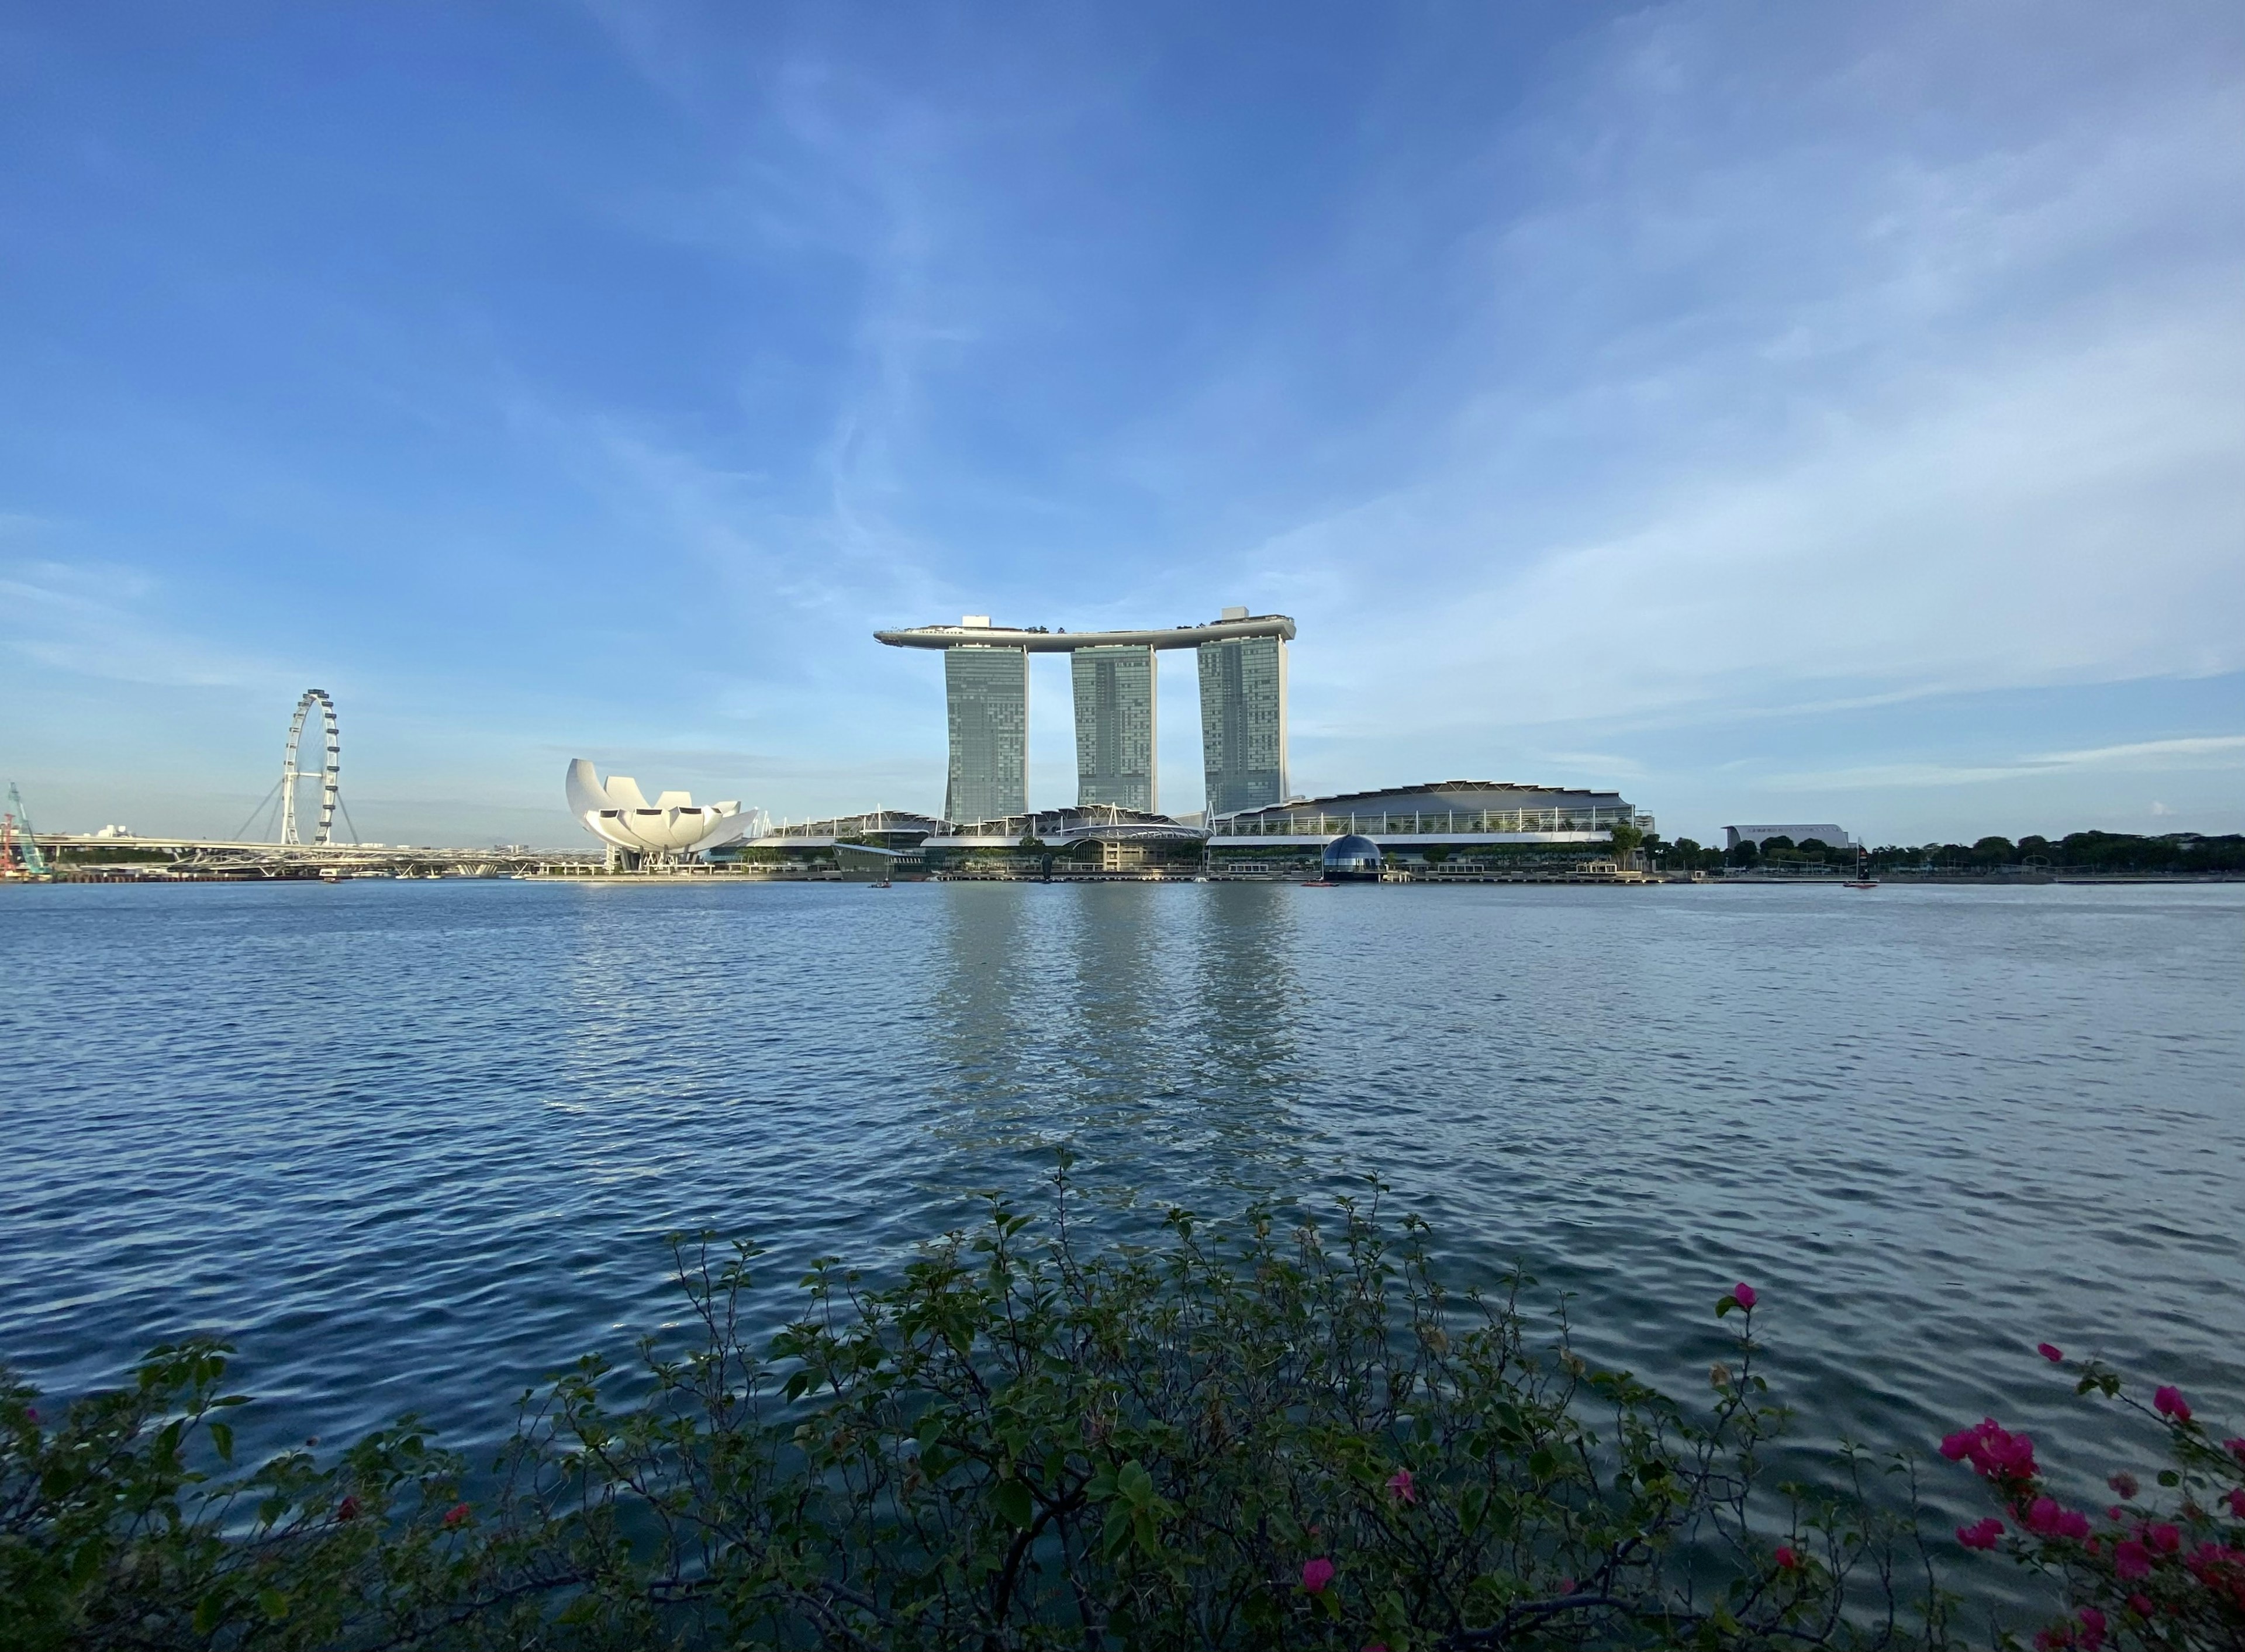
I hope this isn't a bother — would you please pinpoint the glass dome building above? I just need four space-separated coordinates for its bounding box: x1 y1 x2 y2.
1321 833 1383 882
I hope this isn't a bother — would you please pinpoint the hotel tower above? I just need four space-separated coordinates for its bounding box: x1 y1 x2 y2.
876 608 1294 824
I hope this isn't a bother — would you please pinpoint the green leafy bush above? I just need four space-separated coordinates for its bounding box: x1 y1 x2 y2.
4 1176 2234 1649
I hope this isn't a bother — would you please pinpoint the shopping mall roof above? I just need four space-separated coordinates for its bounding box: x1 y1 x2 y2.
748 808 949 847
928 804 1208 846
1224 780 1633 820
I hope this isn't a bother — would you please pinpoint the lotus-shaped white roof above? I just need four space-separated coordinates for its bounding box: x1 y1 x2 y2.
566 759 748 855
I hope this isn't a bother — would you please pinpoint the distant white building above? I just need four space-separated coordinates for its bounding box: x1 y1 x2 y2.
1724 824 1854 850
565 759 750 859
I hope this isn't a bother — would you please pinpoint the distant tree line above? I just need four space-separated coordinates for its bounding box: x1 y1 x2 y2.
1641 831 2245 875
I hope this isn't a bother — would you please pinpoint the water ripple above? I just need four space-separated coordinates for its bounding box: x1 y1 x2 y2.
1 879 2239 1544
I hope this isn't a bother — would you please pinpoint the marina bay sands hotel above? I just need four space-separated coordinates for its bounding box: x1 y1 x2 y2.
875 607 1292 821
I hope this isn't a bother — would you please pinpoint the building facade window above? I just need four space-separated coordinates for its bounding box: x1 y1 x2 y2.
944 646 1028 822
1197 635 1287 816
1070 645 1156 813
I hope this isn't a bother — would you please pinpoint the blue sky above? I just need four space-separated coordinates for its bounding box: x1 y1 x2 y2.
2 1 2240 847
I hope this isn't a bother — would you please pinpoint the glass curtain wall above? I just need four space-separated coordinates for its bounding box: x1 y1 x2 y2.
944 646 1028 822
1070 645 1156 813
1197 635 1288 815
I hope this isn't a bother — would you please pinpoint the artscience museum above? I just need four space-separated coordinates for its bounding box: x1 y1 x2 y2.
565 759 750 863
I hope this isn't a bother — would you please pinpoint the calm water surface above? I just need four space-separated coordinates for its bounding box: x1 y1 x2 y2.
4 879 2241 1545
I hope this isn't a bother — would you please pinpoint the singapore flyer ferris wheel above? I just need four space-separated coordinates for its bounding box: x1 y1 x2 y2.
236 689 357 846
279 688 341 844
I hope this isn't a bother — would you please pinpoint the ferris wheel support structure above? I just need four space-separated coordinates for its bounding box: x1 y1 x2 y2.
279 689 342 845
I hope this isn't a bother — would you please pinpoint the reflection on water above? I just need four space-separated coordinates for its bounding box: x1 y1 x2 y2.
926 884 1313 1209
1180 885 1309 1164
1 879 2240 1559
930 883 1039 1152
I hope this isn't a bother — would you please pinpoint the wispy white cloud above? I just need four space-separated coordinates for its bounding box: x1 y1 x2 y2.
2033 735 2245 766
0 559 288 690
1203 4 2245 749
1767 734 2245 792
575 5 1025 609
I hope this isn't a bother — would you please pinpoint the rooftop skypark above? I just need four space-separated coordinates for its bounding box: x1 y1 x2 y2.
871 612 1297 653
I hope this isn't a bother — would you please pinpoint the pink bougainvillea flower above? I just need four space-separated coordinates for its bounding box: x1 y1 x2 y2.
2025 1498 2090 1540
2033 1626 2073 1651
1557 1577 1576 1596
2147 1523 2181 1554
1958 1518 2004 1551
2223 1437 2245 1469
1301 1558 1335 1595
2184 1542 2245 1612
2114 1539 2151 1580
1939 1418 2040 1482
336 1495 361 1522
1387 1467 1417 1505
2221 1488 2245 1519
2153 1386 2192 1422
1776 1544 1800 1570
2186 1543 2245 1612
1732 1283 1757 1309
1986 1429 2039 1479
2126 1594 2153 1618
2108 1471 2139 1500
2077 1606 2106 1650
442 1502 469 1529
2038 1343 2064 1363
